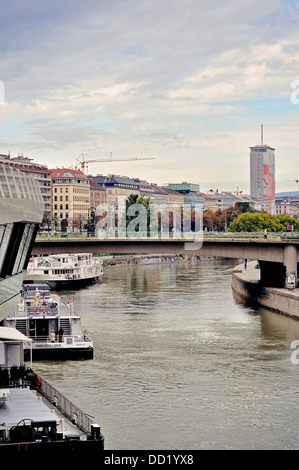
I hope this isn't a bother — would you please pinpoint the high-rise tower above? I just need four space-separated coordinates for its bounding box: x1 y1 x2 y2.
250 125 275 214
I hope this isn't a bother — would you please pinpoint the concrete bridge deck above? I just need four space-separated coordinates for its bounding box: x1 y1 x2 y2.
32 237 299 263
31 236 299 289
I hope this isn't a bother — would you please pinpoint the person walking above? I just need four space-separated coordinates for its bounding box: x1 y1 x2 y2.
264 229 268 240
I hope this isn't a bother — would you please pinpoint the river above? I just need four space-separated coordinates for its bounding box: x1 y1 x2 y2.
34 259 299 450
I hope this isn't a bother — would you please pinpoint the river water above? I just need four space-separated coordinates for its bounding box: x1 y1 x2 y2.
33 259 299 450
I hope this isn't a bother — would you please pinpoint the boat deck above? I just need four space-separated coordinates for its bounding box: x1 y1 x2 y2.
0 387 82 438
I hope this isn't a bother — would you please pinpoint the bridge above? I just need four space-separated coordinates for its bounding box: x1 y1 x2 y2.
32 236 299 288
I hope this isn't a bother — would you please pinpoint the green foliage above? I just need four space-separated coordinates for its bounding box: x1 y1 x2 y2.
234 202 252 213
229 212 299 232
124 193 153 234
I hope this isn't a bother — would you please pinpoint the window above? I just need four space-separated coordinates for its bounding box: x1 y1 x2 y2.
54 188 57 193
54 196 57 201
60 196 63 201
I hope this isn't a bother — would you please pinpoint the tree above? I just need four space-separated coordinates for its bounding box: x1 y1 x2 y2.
229 212 299 232
124 193 153 235
234 202 253 213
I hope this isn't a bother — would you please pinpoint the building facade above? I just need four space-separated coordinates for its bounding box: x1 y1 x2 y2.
93 174 141 212
50 168 90 230
168 182 200 194
275 198 298 218
89 180 106 211
250 143 275 215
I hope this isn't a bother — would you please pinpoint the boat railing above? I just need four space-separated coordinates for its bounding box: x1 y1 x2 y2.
9 305 75 318
38 374 94 434
30 334 92 344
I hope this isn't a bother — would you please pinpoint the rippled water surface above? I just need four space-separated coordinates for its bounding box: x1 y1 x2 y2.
34 259 299 450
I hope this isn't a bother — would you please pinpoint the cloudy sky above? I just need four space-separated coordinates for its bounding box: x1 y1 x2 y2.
1 0 299 193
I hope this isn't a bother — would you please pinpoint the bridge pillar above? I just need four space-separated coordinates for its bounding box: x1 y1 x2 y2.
283 245 297 288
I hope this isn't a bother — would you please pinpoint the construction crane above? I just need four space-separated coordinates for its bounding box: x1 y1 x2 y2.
208 186 243 195
76 152 156 174
229 186 243 195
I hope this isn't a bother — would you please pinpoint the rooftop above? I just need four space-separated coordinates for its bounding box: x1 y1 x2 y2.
49 168 89 181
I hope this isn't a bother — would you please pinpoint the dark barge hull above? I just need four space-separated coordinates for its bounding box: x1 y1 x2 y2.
0 436 104 454
24 347 94 361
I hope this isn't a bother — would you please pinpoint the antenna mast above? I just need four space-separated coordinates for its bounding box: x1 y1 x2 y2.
261 124 263 145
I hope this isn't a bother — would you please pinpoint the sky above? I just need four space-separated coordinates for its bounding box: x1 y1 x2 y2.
1 0 299 194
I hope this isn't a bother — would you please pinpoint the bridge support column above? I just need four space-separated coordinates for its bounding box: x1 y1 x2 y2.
283 245 297 288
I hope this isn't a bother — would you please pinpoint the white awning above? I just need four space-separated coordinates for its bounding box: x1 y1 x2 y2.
0 326 32 343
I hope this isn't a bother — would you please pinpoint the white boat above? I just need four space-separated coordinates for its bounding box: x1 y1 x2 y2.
2 284 93 361
24 252 103 289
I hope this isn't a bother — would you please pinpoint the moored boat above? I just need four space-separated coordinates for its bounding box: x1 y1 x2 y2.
2 284 93 361
0 327 104 453
0 162 104 453
24 252 103 289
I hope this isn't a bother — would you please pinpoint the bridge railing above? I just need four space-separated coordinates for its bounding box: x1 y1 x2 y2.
35 231 285 240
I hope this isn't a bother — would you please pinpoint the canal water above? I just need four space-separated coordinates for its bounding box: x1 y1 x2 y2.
34 259 299 450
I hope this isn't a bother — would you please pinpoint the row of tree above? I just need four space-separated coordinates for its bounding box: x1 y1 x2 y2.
203 202 299 232
124 196 299 233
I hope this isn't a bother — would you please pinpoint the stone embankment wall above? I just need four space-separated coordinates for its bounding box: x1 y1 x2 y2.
101 254 216 266
232 261 299 320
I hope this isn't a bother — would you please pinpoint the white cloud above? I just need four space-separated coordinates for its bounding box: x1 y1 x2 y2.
0 0 299 191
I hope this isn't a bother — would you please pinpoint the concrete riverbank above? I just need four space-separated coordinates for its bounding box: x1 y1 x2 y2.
232 261 299 320
100 253 215 266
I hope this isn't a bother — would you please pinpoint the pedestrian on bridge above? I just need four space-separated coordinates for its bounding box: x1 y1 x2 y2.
264 229 268 240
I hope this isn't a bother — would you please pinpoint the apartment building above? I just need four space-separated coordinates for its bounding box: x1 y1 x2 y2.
50 168 90 230
275 199 298 218
89 180 106 211
93 174 141 213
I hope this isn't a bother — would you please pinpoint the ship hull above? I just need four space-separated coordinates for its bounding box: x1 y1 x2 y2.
47 275 100 290
24 346 94 361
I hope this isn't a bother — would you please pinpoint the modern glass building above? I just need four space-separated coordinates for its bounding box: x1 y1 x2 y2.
168 182 200 194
